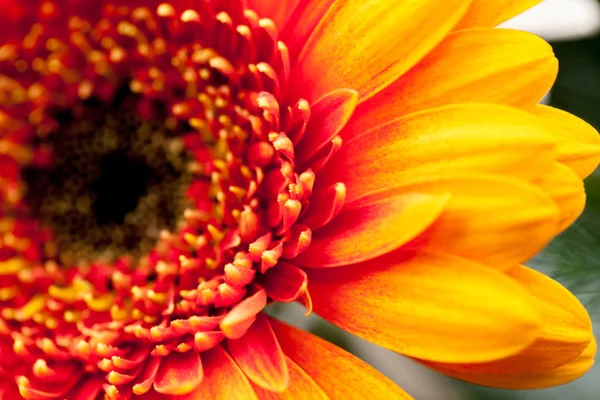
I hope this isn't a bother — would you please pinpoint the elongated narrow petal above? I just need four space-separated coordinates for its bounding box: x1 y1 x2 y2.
279 0 337 61
64 376 104 400
532 105 600 179
332 104 556 200
434 338 596 390
296 89 358 165
457 0 543 28
421 265 593 385
295 192 449 267
257 261 307 302
251 356 330 400
189 346 257 400
307 251 541 363
228 313 289 392
3 0 599 397
290 0 472 102
300 183 346 230
350 29 557 134
270 319 412 400
359 174 558 269
244 0 300 28
220 289 267 339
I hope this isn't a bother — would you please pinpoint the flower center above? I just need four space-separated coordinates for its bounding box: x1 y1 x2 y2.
0 2 348 398
23 89 191 264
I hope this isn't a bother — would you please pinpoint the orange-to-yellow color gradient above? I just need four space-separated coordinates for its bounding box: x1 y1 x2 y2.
0 0 598 398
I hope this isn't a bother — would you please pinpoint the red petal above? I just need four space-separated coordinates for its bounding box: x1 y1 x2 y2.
300 183 346 230
63 375 104 400
279 0 337 62
132 356 161 395
153 351 203 395
228 313 289 392
192 346 258 400
296 89 358 165
282 224 312 259
244 0 300 32
258 261 308 302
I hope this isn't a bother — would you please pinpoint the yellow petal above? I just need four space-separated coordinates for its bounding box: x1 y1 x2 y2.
457 0 543 29
534 162 586 233
350 28 557 133
289 0 472 102
428 339 596 389
421 265 593 387
307 251 541 363
330 104 557 202
345 173 559 269
533 105 600 179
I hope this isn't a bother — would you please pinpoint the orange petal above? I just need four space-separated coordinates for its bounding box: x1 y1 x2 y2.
257 261 307 303
532 105 600 179
294 192 449 267
331 104 556 201
187 346 257 400
279 0 337 61
228 313 289 392
251 356 330 400
244 0 300 28
350 28 557 134
270 319 412 399
363 174 559 269
457 0 543 29
534 162 586 233
433 338 596 389
289 0 472 102
422 265 593 386
153 351 203 395
296 89 358 166
220 289 266 339
307 251 541 363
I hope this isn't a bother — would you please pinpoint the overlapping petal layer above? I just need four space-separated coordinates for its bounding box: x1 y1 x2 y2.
271 319 412 399
457 0 543 29
289 0 472 102
332 104 558 197
533 105 600 178
306 251 542 363
349 29 558 134
0 0 598 398
422 266 594 388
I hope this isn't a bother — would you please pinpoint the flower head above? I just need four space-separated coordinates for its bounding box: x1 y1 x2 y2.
0 0 598 399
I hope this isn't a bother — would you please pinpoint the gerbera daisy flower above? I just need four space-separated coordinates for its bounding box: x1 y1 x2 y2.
0 0 598 398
